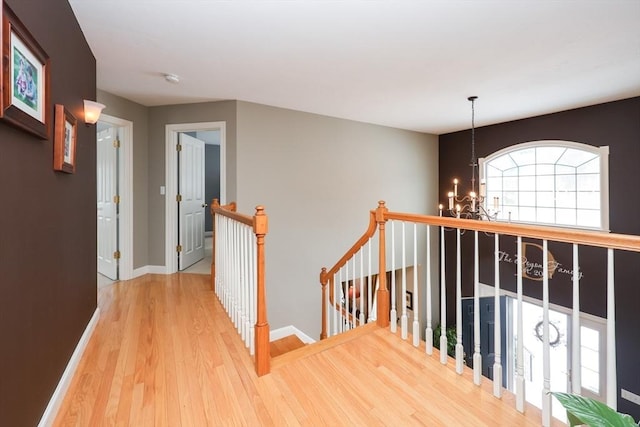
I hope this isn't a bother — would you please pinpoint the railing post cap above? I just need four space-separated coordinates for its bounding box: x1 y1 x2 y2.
254 205 268 235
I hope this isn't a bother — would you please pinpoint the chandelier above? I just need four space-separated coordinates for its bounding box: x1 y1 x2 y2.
439 96 499 220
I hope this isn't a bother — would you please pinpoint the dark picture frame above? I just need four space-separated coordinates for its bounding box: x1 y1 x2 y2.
53 104 77 173
405 290 413 311
1 2 51 139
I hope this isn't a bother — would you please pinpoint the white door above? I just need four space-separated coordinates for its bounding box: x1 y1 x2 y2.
97 127 118 280
178 133 205 270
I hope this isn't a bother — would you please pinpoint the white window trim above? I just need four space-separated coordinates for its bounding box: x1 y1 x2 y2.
479 140 609 231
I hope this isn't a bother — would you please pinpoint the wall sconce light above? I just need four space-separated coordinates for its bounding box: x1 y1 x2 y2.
83 100 106 125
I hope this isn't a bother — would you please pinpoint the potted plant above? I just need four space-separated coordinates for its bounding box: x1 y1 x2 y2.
551 392 639 427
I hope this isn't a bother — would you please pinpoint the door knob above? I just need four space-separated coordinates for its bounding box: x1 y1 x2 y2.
202 203 208 208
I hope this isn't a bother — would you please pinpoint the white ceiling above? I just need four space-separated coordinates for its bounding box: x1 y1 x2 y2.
69 0 640 134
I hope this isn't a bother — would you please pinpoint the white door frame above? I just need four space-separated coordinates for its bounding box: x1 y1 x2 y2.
165 121 226 274
97 114 134 281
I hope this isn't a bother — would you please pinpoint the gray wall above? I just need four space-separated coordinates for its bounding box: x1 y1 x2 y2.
97 90 149 268
236 101 439 339
148 101 238 266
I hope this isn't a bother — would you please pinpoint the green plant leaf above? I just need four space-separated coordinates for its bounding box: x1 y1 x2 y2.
551 392 637 427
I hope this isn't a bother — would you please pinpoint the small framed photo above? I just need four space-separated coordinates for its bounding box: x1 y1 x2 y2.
53 104 77 173
1 3 51 139
405 290 413 311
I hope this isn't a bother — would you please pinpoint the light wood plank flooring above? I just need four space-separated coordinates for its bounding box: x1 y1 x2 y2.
54 273 559 426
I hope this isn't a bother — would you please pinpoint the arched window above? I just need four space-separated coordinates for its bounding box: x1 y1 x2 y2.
479 141 609 230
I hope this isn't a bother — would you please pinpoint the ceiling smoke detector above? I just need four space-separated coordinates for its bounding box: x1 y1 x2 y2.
164 73 180 84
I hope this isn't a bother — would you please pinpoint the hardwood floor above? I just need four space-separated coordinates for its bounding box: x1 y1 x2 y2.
55 273 560 426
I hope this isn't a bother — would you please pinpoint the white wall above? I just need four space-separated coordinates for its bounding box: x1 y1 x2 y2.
236 101 439 339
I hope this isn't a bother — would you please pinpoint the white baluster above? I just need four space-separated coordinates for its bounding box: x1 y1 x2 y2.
493 233 502 398
571 244 581 394
240 224 247 342
344 262 350 331
359 249 365 325
368 239 373 322
412 223 420 347
473 231 482 385
249 232 256 355
334 272 339 336
455 224 463 374
440 221 447 365
390 221 397 333
425 225 433 355
542 240 551 427
352 257 358 327
338 269 344 334
606 248 617 410
401 222 408 340
515 236 525 411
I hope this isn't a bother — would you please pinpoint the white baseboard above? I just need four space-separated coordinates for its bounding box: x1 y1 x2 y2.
38 308 100 427
132 265 168 278
270 325 316 344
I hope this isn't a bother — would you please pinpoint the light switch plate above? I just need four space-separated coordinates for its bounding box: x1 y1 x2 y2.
621 389 640 406
160 185 166 195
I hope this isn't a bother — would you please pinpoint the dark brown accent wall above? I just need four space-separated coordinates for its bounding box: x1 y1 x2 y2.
0 0 96 425
439 96 640 418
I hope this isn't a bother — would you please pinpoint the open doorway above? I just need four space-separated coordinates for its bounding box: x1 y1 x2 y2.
96 114 133 285
164 122 226 274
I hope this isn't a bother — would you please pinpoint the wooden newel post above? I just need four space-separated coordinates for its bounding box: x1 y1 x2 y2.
210 199 221 292
320 267 328 340
253 205 270 376
376 201 390 328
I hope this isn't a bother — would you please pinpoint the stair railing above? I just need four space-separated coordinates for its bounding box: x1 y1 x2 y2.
319 201 389 340
211 199 270 376
321 201 640 426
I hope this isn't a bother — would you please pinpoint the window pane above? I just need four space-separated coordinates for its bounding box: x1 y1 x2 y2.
537 164 556 175
520 207 536 222
487 164 503 177
488 178 502 191
581 326 600 394
503 167 518 176
537 207 555 223
537 175 554 191
556 192 577 208
489 155 516 171
582 368 600 394
558 148 598 167
537 191 555 207
556 165 575 175
503 191 518 205
581 326 599 350
519 165 536 176
556 174 576 191
556 208 576 225
519 192 536 207
577 209 600 227
577 174 599 191
578 191 600 209
520 176 535 191
510 148 536 166
578 158 600 174
504 177 518 191
536 146 566 163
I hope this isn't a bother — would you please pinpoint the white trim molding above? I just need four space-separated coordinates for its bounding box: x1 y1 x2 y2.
165 121 226 274
38 309 100 427
270 325 316 344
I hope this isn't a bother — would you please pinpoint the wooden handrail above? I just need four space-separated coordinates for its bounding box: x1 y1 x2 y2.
384 212 640 253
